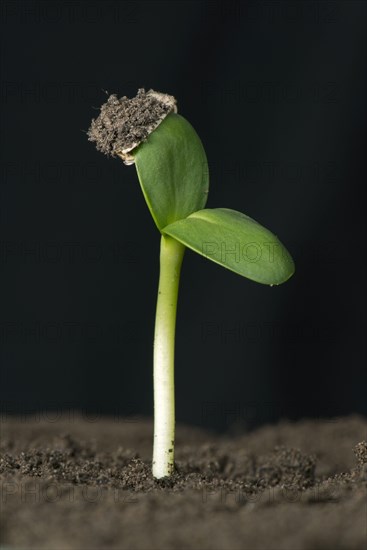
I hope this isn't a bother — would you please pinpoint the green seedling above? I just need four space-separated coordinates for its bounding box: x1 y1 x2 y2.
88 89 295 479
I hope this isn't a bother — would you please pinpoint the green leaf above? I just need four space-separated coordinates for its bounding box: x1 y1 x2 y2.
133 113 209 230
162 208 295 285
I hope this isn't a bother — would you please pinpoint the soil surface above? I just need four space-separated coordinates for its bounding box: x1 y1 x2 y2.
0 414 366 550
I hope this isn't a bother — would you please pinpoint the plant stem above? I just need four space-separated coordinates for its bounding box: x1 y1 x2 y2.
152 234 185 479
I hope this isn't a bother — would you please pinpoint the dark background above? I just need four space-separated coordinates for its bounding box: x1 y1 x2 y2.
1 0 366 431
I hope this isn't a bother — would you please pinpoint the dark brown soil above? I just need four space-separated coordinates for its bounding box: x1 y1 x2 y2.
1 414 366 550
87 88 176 158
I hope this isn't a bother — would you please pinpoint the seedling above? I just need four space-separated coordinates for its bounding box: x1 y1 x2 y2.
88 89 295 479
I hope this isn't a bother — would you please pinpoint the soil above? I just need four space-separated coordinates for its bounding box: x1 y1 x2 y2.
0 414 366 550
87 88 176 159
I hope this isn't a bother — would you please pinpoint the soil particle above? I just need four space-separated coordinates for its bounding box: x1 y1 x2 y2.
1 415 366 549
354 440 367 466
87 88 177 162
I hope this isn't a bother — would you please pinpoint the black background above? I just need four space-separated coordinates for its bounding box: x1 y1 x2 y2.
1 0 366 431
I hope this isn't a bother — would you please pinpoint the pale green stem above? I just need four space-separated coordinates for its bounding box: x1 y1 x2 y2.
152 234 185 479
